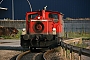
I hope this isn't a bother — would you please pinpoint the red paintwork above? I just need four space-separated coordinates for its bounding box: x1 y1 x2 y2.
26 10 63 35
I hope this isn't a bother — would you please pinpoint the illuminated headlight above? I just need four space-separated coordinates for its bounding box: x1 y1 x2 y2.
38 17 40 19
22 28 26 35
22 28 26 31
53 28 56 35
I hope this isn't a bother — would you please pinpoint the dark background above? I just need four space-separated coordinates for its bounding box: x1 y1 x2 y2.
0 0 90 20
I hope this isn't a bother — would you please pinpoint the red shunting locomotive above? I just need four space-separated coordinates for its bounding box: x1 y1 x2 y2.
21 7 64 49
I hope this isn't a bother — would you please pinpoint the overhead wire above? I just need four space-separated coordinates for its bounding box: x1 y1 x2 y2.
0 0 3 4
26 0 32 12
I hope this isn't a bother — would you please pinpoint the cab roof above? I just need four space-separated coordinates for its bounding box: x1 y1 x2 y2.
26 10 63 15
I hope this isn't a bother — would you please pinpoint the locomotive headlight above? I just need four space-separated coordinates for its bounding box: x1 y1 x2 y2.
53 28 56 35
22 28 26 35
38 17 40 19
22 28 26 31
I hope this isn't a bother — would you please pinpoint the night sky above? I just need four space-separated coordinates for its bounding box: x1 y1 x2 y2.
0 0 90 19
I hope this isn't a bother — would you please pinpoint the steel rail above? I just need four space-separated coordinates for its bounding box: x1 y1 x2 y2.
16 50 30 60
43 49 61 60
43 49 54 60
16 49 45 60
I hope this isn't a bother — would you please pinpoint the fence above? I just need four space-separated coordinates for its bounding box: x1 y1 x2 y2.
64 20 90 33
0 20 25 29
60 38 90 60
0 19 90 33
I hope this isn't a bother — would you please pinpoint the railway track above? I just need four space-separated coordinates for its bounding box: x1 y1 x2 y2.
15 38 82 60
44 49 63 60
16 49 63 60
16 49 45 60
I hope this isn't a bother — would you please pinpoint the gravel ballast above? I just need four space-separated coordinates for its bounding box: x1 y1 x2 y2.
0 50 21 60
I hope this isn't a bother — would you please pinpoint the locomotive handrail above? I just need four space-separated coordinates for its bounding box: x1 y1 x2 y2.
60 41 90 57
31 19 52 21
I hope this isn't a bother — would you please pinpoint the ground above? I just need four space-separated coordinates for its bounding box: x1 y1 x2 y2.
0 50 21 60
0 39 90 60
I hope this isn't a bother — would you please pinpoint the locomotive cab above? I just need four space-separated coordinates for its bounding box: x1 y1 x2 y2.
21 8 64 49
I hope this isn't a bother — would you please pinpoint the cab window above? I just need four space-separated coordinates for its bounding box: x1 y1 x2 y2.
49 13 59 22
49 13 58 19
28 13 38 19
